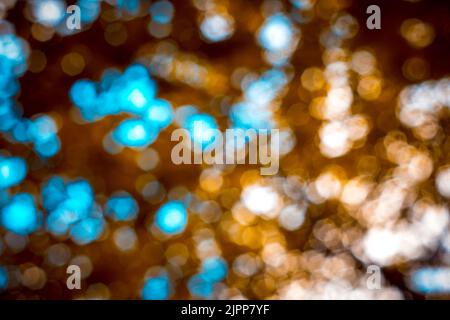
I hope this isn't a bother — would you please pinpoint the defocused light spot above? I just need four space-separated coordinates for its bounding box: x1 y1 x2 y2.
200 13 234 43
4 232 27 253
402 57 429 81
113 226 138 252
31 23 55 42
232 253 260 277
0 156 27 189
70 255 92 279
154 201 188 235
141 275 170 300
351 50 376 76
185 113 218 150
105 192 139 221
188 273 214 298
301 67 325 91
357 75 381 100
199 168 223 193
148 21 172 38
70 217 104 245
136 148 159 171
61 52 85 76
401 19 434 48
201 256 228 282
149 0 174 24
258 14 294 52
32 0 65 27
143 99 173 129
112 119 157 147
436 166 450 198
21 266 46 290
340 177 372 207
278 204 306 231
411 267 450 294
46 243 71 267
242 184 280 219
0 193 38 235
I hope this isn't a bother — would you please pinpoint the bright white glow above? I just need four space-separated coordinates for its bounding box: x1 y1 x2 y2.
398 78 450 130
0 165 10 178
200 13 234 42
340 178 372 206
363 228 402 265
324 87 353 119
262 242 286 268
360 180 406 226
258 14 294 52
436 166 450 198
360 203 449 266
242 185 280 219
315 172 342 200
319 121 351 158
34 0 65 27
406 153 433 182
128 89 147 108
128 124 146 140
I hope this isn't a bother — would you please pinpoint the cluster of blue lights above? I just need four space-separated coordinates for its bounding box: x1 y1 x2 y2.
0 155 27 189
184 113 219 150
0 26 60 157
43 177 105 245
154 201 188 235
141 274 171 300
230 69 287 131
70 64 173 148
411 267 450 294
105 191 139 221
188 256 228 298
0 193 40 235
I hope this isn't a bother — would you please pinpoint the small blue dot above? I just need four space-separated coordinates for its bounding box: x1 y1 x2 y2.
105 192 139 221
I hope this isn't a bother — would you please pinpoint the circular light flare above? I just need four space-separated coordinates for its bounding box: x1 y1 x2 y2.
154 201 188 235
241 184 281 219
33 0 65 27
436 166 450 198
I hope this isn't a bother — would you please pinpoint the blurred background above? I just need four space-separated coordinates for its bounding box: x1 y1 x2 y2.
0 0 450 299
